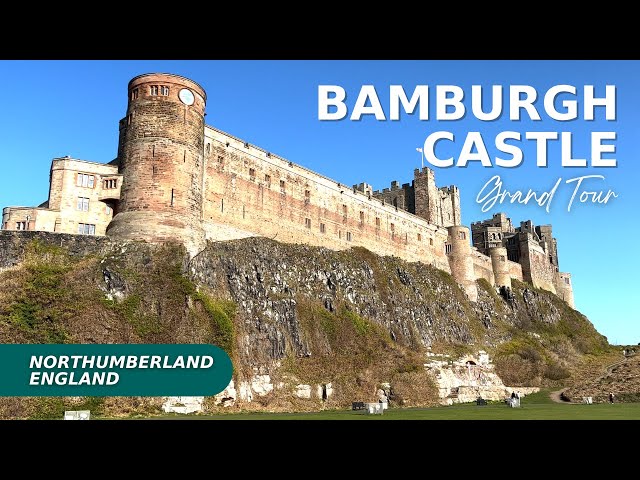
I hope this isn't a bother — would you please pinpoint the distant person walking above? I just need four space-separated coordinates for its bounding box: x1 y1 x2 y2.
609 392 615 404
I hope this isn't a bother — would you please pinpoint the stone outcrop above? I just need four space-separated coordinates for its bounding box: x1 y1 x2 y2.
0 232 608 416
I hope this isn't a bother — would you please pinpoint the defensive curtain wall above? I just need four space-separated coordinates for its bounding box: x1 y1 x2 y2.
3 73 575 306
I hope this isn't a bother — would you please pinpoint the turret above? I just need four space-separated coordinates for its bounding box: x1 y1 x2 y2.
489 246 511 289
446 225 477 302
107 73 207 255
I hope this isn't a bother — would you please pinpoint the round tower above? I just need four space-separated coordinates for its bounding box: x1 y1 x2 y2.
489 246 511 289
555 272 575 309
446 226 478 302
107 73 206 255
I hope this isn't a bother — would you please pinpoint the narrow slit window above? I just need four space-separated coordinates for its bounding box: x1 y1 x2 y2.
171 189 175 207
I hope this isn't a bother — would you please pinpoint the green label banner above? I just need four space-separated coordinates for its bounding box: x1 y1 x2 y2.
0 344 233 396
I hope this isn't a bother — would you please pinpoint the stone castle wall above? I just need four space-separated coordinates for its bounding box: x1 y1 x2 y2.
201 127 452 273
471 249 495 285
49 158 120 235
556 272 574 308
3 158 119 236
0 73 573 307
520 233 557 293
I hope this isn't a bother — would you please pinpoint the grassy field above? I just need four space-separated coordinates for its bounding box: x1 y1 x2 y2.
156 391 640 420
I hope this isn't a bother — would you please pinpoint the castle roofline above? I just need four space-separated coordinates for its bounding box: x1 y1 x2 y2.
128 73 207 103
51 156 121 169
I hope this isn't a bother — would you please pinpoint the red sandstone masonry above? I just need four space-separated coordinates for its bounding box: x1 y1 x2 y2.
1 73 573 306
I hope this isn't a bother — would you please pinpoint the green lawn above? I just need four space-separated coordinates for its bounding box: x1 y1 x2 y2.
156 393 640 420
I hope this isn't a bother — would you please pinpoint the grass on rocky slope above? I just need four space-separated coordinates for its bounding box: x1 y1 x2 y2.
0 239 239 419
281 298 439 409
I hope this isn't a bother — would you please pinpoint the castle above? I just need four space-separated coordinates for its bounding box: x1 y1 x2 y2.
1 73 574 308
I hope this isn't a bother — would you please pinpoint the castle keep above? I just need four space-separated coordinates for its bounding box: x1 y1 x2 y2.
1 73 574 307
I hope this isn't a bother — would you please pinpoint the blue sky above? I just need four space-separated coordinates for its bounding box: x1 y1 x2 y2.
1 60 638 345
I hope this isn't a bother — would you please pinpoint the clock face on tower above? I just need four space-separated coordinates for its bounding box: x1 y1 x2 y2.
179 88 195 106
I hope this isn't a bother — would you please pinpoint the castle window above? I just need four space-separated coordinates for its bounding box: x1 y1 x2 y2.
429 238 434 246
305 218 311 229
170 189 175 207
565 277 570 285
131 88 139 101
458 231 466 240
375 217 381 229
342 204 347 221
16 221 26 230
445 243 452 254
320 223 326 234
305 190 311 204
206 143 211 155
338 230 342 239
77 197 89 212
105 205 112 215
76 173 95 188
150 85 159 96
249 168 256 181
280 180 286 194
218 155 224 165
127 114 132 125
78 223 96 235
417 233 422 241
359 211 364 225
264 174 271 188
160 86 169 96
390 223 395 239
103 179 117 189
500 255 505 262
347 232 352 241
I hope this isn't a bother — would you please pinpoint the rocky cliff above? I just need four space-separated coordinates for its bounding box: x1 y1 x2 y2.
0 231 610 418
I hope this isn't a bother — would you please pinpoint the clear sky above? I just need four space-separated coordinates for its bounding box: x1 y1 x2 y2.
1 60 638 345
